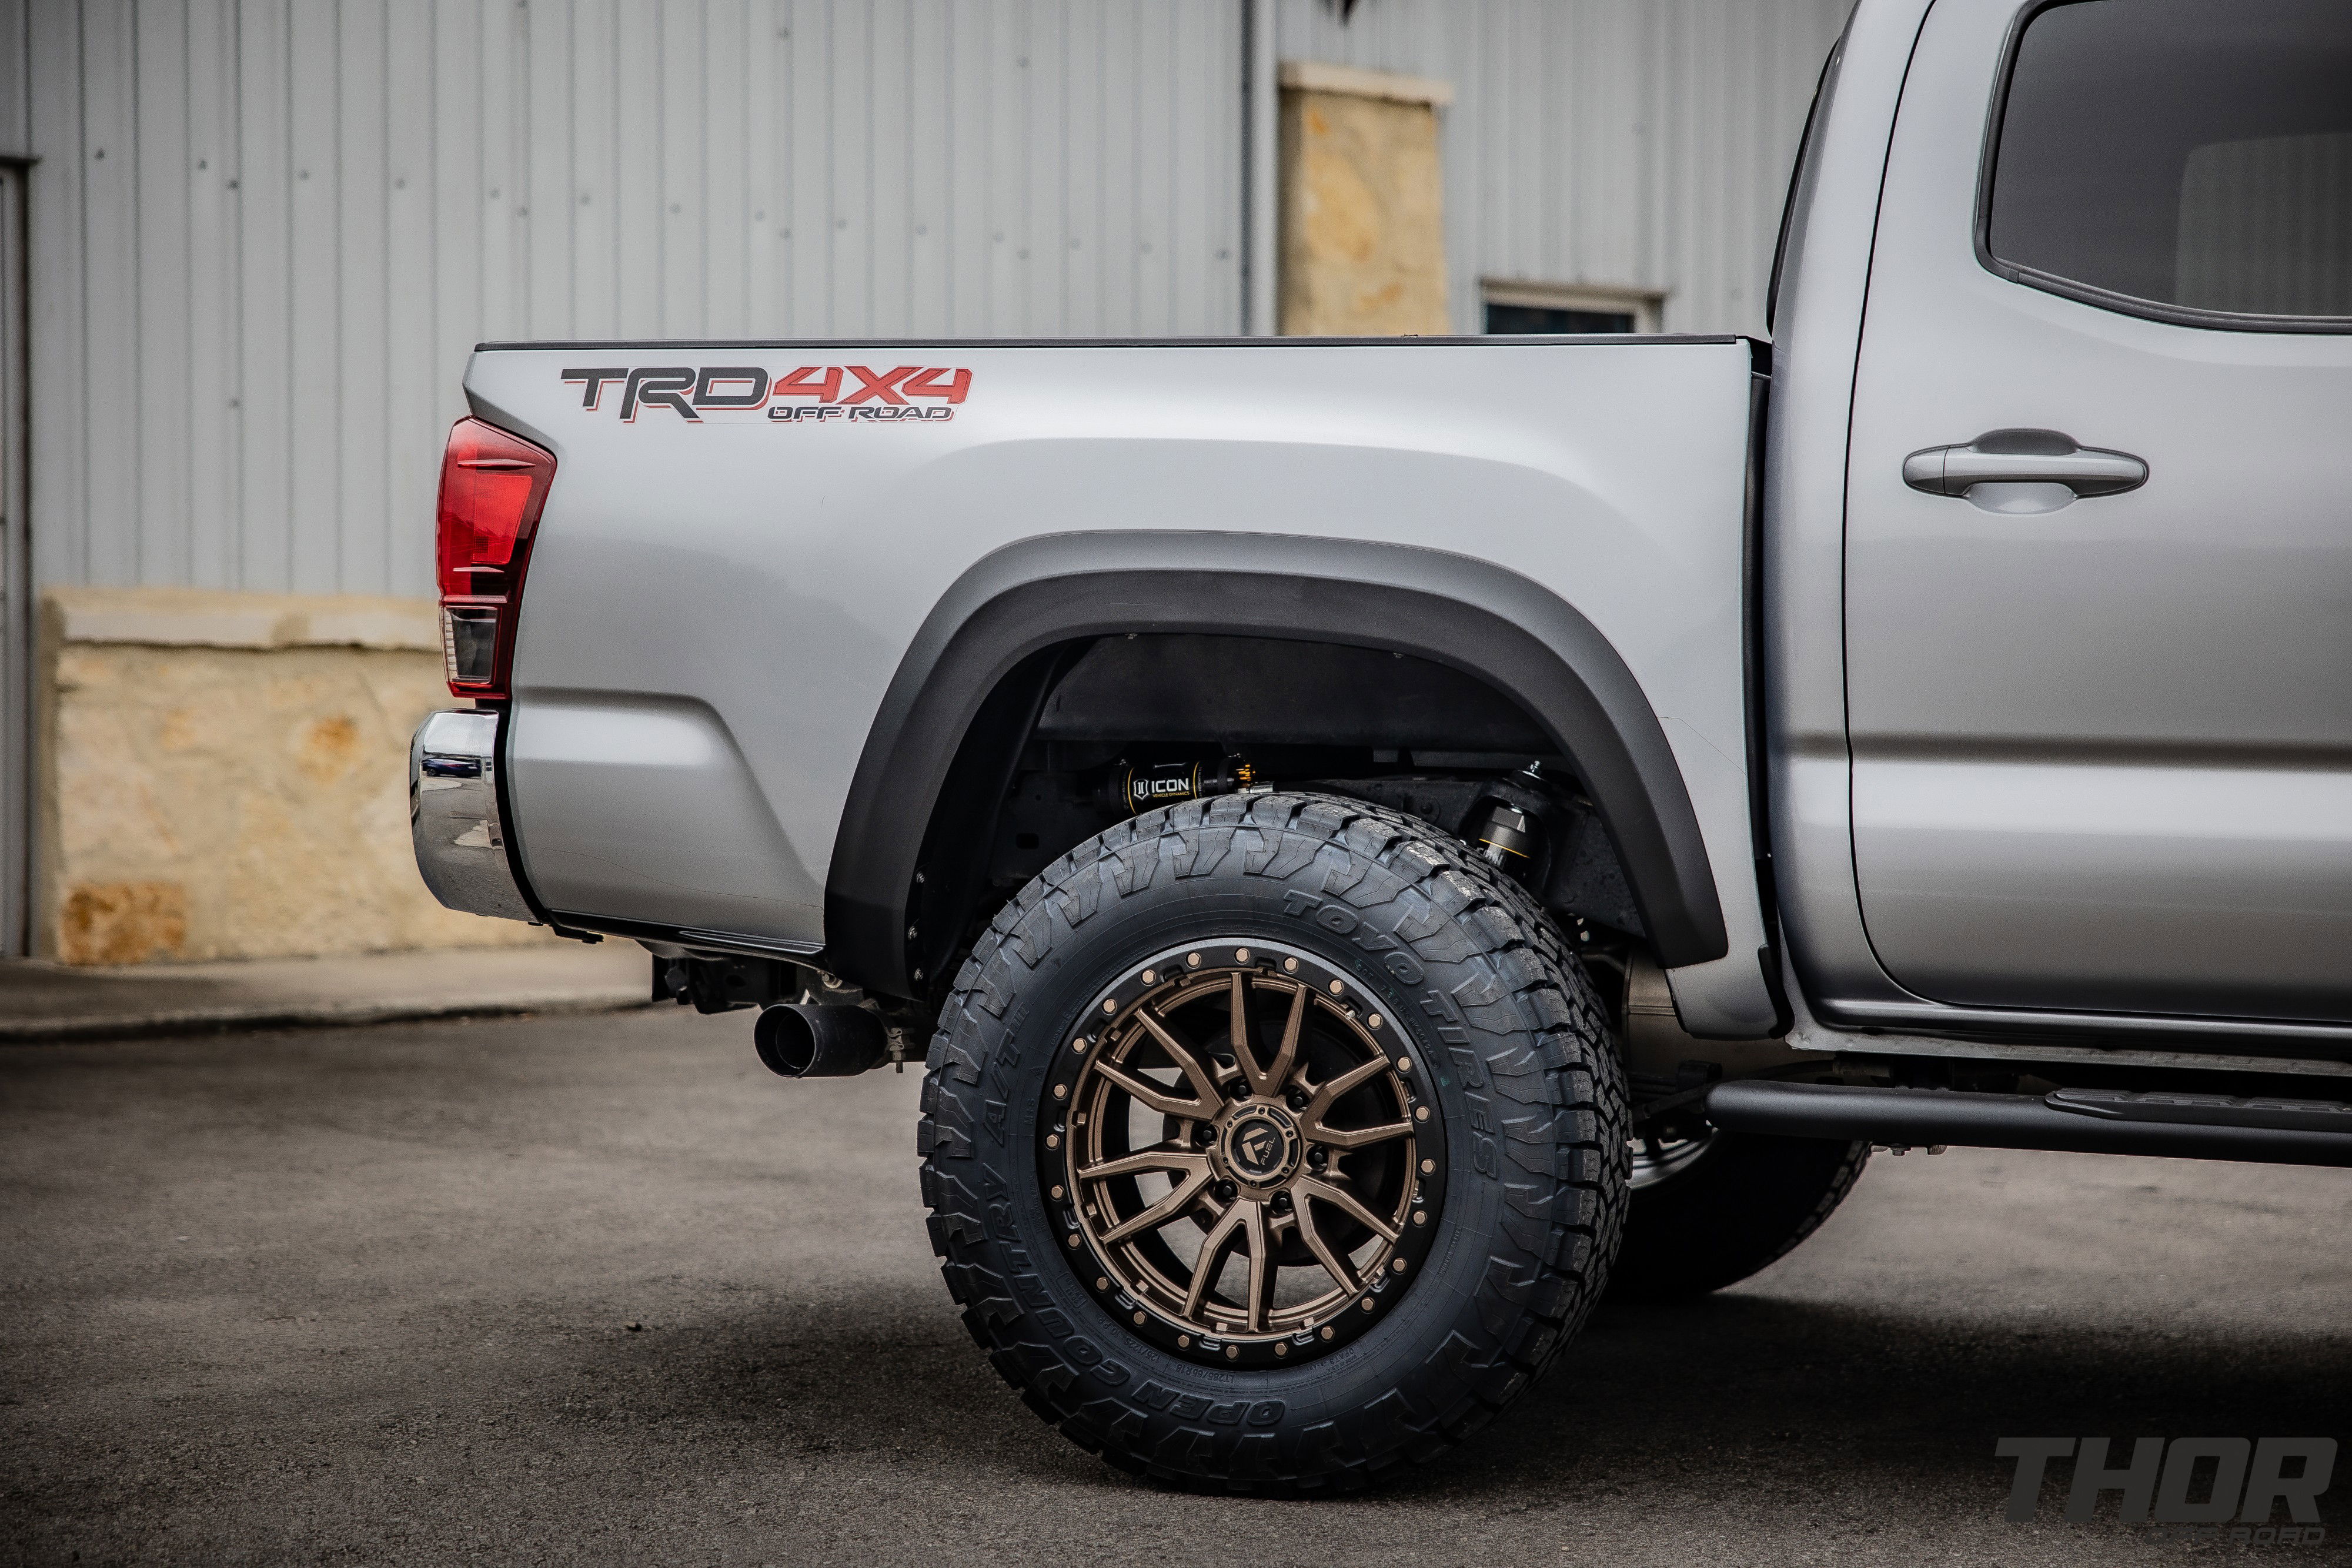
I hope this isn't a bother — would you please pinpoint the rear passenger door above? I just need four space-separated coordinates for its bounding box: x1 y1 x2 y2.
1842 0 2352 1022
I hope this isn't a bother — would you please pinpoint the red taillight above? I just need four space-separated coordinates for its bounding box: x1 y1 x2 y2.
436 417 556 699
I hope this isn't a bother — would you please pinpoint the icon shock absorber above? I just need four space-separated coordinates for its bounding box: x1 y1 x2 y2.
1105 755 1259 815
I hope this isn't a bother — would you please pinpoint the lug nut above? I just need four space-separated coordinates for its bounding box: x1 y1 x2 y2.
1216 1180 1238 1202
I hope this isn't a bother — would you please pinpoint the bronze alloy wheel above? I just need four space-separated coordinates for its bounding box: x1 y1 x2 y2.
1041 939 1445 1366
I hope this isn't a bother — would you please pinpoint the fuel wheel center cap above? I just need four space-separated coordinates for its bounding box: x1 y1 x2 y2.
1221 1105 1301 1186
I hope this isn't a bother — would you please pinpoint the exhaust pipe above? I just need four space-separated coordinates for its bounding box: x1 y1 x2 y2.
753 1004 892 1078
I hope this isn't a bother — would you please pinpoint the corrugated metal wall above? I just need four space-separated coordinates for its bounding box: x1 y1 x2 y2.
0 0 1840 600
1271 0 1852 336
0 0 1245 600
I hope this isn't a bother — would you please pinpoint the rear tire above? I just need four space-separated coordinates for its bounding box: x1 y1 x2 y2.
1605 1128 1868 1302
917 791 1628 1493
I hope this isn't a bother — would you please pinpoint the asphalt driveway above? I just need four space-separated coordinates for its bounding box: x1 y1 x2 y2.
4 1006 2347 1566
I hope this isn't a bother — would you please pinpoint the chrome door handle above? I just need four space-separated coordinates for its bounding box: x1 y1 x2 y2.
1902 429 2147 498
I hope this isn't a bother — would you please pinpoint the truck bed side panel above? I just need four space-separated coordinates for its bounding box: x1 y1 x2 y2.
470 339 1771 1029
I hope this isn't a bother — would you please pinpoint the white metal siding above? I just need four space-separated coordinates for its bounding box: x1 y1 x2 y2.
1271 0 1853 336
0 0 1245 599
0 0 1840 600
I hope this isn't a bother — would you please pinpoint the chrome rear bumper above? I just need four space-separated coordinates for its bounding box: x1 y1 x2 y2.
409 709 534 923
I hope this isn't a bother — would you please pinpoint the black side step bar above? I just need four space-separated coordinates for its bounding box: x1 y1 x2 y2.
1703 1081 2352 1168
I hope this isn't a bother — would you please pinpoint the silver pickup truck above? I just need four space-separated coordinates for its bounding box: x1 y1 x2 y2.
408 0 2351 1493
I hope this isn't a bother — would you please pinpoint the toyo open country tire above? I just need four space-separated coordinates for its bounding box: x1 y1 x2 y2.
917 791 1629 1492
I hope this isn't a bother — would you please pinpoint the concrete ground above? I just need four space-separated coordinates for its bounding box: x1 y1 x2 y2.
0 942 651 1043
3 1007 2347 1567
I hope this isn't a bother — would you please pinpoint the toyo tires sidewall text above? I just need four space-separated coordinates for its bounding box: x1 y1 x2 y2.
918 792 1627 1492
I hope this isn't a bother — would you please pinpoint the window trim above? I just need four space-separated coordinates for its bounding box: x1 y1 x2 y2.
1480 280 1663 335
1973 0 2352 335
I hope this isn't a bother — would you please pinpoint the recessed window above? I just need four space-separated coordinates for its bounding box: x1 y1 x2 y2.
1488 302 1632 334
1482 281 1661 335
1986 0 2352 327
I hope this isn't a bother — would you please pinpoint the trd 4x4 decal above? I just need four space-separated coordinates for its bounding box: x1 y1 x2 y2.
561 365 971 424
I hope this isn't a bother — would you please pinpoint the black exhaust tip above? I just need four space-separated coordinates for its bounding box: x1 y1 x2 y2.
753 1004 891 1078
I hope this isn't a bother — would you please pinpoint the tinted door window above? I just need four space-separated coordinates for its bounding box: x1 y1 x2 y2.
1987 0 2352 324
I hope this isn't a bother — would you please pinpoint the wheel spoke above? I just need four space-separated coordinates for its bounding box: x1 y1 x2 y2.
1300 1055 1388 1129
1100 1165 1215 1244
1091 1057 1214 1121
1132 1009 1227 1110
1293 1194 1361 1293
1240 1201 1276 1332
1228 974 1269 1095
1077 1145 1209 1183
1307 1118 1414 1151
1232 982 1308 1105
1295 1173 1402 1245
1184 1202 1249 1319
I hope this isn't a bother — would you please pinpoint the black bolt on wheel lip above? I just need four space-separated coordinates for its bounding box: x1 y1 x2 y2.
1037 936 1448 1370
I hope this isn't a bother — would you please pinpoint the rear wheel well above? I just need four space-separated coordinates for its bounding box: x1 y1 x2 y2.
900 631 1650 1004
819 553 1730 1002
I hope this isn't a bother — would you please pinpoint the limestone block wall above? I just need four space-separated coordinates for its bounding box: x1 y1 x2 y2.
1278 62 1454 336
36 587 554 965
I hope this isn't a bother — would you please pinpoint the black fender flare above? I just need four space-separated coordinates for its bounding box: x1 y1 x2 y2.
824 531 1729 997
